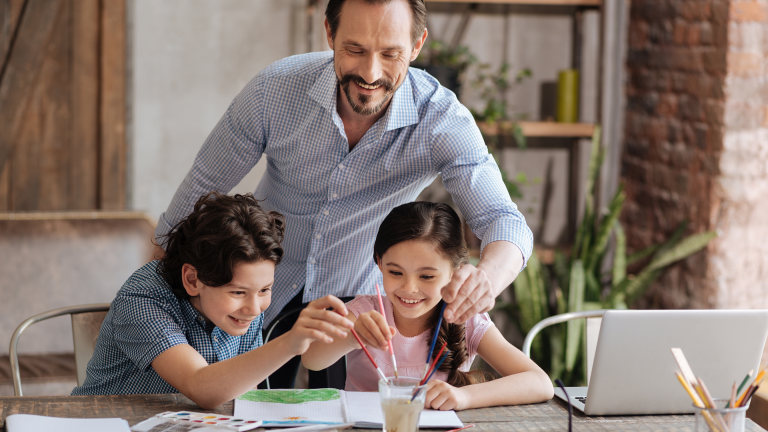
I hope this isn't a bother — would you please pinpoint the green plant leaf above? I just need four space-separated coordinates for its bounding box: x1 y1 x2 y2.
646 231 717 272
626 244 659 266
623 269 662 305
512 266 536 334
526 252 546 330
612 220 627 289
586 187 625 272
553 250 570 299
566 260 585 371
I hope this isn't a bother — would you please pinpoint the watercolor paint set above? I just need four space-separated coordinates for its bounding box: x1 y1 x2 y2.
130 411 262 431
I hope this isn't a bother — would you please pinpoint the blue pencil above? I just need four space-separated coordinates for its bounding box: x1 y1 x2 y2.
411 351 450 402
424 301 447 378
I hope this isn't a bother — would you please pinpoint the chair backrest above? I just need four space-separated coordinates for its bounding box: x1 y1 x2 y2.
522 310 607 385
71 310 110 386
9 304 110 396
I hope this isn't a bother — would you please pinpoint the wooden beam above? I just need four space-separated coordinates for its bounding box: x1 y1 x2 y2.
99 0 126 209
0 0 64 179
71 0 99 209
0 0 27 76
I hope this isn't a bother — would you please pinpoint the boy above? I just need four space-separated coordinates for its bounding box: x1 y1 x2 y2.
72 192 352 408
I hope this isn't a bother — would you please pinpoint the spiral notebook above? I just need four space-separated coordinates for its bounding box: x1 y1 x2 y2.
234 389 463 429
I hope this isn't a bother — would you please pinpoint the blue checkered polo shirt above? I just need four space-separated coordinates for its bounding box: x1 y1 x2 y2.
156 51 534 326
71 260 264 395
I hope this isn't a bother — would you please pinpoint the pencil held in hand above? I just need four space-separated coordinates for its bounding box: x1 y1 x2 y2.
375 283 398 378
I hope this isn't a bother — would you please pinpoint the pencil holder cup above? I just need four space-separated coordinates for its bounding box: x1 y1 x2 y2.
379 377 427 432
694 398 748 432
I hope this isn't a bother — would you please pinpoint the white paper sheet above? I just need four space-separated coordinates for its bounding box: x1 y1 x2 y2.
6 414 131 432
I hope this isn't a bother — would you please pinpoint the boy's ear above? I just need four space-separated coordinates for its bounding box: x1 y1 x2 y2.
181 264 202 297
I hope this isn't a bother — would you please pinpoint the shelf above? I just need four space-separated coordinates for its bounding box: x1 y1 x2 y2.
477 121 595 138
425 0 600 6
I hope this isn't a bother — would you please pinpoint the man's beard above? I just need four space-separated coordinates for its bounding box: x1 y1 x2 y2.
339 73 397 116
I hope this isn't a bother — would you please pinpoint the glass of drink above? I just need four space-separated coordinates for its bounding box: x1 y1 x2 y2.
378 377 426 432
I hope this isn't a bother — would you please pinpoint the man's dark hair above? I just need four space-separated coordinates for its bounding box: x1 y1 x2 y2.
157 192 285 300
325 0 427 47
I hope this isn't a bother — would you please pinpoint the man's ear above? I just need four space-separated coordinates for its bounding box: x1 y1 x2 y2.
410 28 428 62
181 264 202 297
324 18 334 51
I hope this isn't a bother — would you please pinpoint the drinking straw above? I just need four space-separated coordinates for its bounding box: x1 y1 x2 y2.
424 301 447 378
374 283 398 378
420 341 448 386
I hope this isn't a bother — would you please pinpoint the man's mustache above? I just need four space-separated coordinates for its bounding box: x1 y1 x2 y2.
339 74 395 93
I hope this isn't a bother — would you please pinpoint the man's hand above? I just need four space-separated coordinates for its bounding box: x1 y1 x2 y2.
440 264 494 324
440 241 524 323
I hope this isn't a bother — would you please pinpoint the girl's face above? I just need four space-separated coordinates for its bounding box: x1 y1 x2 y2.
378 239 454 328
183 260 274 336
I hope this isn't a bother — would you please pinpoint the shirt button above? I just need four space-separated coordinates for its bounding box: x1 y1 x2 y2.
292 284 298 289
213 336 218 342
309 258 316 264
332 193 338 198
315 234 322 239
339 164 345 170
323 210 329 216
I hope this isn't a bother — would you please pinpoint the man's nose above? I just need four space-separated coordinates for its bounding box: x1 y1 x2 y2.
359 54 383 85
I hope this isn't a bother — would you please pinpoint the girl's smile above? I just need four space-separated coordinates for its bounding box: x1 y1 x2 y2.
378 239 454 336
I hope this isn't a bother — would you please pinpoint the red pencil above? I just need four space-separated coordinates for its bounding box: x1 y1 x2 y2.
420 341 448 385
375 283 398 378
334 309 388 383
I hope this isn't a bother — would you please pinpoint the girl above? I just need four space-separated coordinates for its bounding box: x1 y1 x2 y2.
303 201 553 410
72 192 353 408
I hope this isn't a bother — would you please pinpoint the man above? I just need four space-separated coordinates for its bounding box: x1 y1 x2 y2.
155 0 533 389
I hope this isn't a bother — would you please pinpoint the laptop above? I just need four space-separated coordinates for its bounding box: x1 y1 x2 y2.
554 309 768 415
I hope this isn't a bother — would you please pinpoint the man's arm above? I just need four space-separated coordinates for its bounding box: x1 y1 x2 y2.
441 241 523 323
427 97 533 323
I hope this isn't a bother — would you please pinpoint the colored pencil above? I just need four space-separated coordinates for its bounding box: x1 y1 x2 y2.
349 328 389 383
675 372 704 408
730 382 737 409
424 301 447 378
411 350 449 402
420 341 448 385
740 384 759 407
375 283 398 378
726 369 753 408
446 424 475 432
696 377 730 432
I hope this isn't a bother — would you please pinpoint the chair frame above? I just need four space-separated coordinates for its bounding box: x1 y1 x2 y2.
9 303 110 396
522 310 609 358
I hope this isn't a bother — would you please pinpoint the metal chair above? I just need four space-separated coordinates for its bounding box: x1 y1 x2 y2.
522 310 608 384
9 303 110 396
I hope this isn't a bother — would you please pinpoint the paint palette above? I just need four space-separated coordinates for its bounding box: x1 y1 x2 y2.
131 411 262 431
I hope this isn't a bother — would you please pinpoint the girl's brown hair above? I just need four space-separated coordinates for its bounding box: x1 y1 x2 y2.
373 201 490 387
157 192 285 300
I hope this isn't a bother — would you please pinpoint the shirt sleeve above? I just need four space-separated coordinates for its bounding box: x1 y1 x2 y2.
428 96 534 268
110 291 189 372
346 295 377 318
466 312 494 358
155 74 269 244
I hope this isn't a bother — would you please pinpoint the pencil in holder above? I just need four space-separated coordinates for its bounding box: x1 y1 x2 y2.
694 398 747 432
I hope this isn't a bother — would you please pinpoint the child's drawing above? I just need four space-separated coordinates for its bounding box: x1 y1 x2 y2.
237 389 340 404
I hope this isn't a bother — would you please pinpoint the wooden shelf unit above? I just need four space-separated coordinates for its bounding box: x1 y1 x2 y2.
477 121 595 138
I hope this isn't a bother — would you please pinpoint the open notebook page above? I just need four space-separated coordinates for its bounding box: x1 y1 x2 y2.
234 389 345 426
5 414 130 432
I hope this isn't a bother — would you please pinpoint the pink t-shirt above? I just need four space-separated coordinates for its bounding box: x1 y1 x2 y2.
344 295 494 392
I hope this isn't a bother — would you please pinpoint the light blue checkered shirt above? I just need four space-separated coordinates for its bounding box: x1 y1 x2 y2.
156 51 533 326
71 261 264 395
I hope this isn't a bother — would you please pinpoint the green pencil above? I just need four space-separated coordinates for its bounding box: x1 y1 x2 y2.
726 369 754 408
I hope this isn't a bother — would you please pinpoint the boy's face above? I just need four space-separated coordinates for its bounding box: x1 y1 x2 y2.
182 260 274 337
377 239 453 327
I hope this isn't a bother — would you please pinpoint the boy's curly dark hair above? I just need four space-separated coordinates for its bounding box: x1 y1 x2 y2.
156 192 285 300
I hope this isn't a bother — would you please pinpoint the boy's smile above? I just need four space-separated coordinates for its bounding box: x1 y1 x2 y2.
182 260 275 337
378 239 454 336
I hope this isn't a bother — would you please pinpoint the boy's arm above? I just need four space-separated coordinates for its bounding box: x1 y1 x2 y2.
152 296 352 409
301 312 359 371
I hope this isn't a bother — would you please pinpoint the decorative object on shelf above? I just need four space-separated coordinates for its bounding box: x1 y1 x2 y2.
496 126 717 386
556 69 579 123
470 62 532 149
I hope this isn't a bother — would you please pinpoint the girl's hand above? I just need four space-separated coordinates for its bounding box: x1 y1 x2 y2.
351 311 395 351
285 295 354 355
424 380 470 411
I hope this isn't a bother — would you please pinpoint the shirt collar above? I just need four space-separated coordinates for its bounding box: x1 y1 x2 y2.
308 62 420 138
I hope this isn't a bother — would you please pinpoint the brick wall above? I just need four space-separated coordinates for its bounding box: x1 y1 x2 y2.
623 0 729 308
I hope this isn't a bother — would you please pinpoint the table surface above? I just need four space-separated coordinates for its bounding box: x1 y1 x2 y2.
0 394 765 431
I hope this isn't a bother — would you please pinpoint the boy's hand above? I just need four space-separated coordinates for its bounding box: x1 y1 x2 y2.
424 380 470 411
352 311 395 351
285 295 353 355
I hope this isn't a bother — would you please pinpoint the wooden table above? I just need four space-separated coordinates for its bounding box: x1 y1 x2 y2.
0 394 766 431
